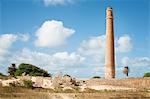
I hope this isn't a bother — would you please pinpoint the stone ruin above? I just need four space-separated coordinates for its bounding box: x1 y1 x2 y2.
0 74 85 90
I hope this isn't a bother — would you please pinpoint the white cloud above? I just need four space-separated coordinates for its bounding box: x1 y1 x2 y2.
0 34 18 50
121 56 130 66
0 34 18 63
0 33 29 63
43 0 73 6
52 52 85 67
1 32 148 77
132 57 150 66
0 32 136 77
121 56 150 66
34 20 75 48
117 35 132 52
78 35 105 56
9 48 51 66
77 35 106 69
77 34 133 67
10 48 85 72
76 34 134 71
93 66 104 72
18 34 29 42
77 34 132 57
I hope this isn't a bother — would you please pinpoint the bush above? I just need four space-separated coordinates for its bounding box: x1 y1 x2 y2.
54 86 63 93
23 80 34 88
0 72 5 76
0 73 8 80
92 76 101 79
143 72 150 77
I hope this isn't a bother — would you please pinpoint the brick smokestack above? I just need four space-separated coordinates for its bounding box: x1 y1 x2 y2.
105 7 115 79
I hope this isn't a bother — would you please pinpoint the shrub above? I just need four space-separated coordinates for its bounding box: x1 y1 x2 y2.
0 73 9 80
92 76 101 79
143 72 150 77
73 86 81 92
54 86 63 93
0 72 5 76
23 80 34 88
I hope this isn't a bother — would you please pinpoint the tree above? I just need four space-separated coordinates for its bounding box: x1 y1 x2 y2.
143 72 150 77
123 66 129 77
15 63 51 77
8 63 17 77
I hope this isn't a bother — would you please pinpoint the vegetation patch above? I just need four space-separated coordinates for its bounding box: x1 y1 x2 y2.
92 76 101 79
23 80 34 88
143 72 150 77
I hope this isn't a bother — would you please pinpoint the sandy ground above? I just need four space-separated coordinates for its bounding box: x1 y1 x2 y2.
1 92 149 99
87 85 135 90
50 93 71 99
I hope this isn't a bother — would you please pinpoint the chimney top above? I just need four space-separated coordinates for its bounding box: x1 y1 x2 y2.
107 7 112 10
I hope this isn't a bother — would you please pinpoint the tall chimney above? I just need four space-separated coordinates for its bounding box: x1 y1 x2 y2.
105 7 115 79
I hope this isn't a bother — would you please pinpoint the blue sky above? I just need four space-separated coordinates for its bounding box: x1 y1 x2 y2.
0 0 149 78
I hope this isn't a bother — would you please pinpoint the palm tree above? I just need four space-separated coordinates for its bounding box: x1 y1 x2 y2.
123 66 129 77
